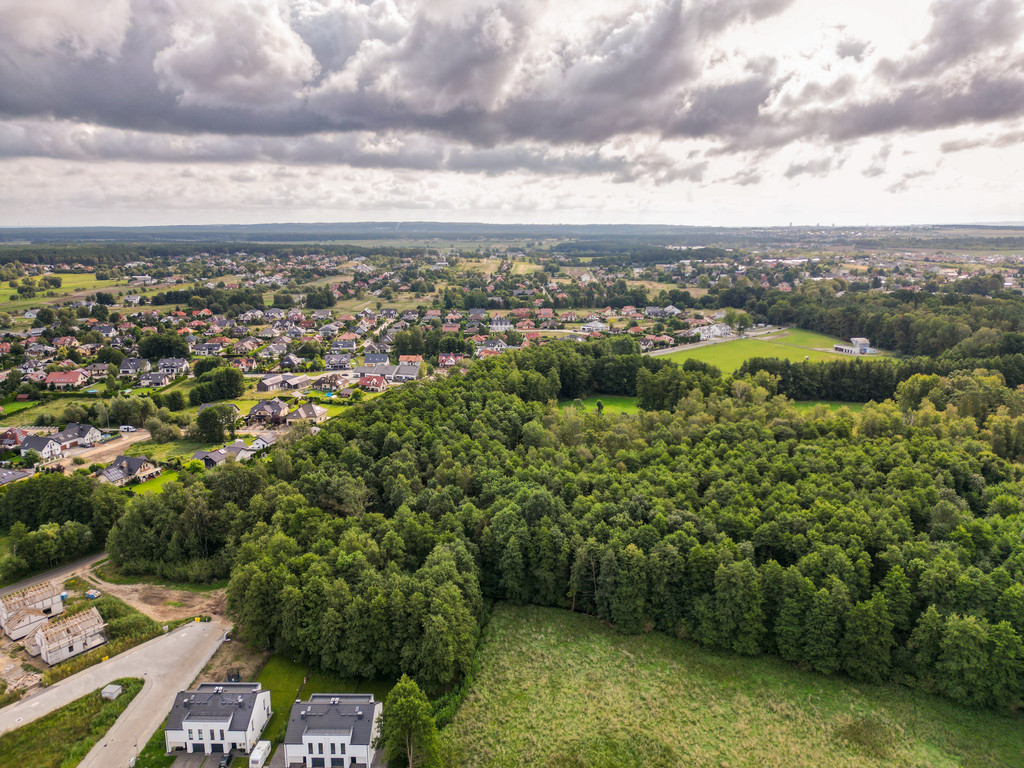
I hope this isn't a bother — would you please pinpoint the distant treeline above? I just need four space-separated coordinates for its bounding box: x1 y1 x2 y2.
737 353 1024 404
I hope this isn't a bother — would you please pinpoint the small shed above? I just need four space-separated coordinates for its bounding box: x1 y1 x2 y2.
101 684 123 700
249 740 271 768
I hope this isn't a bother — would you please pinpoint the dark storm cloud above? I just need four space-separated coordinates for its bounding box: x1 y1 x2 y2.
0 0 1020 180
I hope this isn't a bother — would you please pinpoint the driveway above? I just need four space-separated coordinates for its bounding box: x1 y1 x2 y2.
0 619 228 768
71 429 152 465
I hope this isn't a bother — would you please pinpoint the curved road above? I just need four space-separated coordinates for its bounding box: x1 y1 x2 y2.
0 619 227 767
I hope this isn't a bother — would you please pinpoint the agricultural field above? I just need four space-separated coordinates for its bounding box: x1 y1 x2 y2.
559 395 639 415
439 604 1024 768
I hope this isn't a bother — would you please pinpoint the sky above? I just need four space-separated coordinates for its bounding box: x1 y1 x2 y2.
0 0 1022 228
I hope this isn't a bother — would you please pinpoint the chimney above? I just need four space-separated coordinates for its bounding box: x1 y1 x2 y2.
356 708 362 720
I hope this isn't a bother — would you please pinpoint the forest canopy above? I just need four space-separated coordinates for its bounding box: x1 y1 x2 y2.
87 342 1024 710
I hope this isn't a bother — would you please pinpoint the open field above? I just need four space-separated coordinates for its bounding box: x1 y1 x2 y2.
0 677 143 768
768 329 848 349
257 656 393 746
124 438 212 463
559 395 640 415
665 337 849 372
440 604 1024 768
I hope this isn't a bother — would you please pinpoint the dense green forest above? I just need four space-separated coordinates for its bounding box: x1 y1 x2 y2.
83 341 1024 711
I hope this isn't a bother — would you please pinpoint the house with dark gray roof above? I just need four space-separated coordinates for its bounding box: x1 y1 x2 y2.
98 455 161 487
282 693 381 768
165 682 272 756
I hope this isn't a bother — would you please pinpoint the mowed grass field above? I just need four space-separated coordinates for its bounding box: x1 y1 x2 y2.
662 329 873 373
440 604 1024 768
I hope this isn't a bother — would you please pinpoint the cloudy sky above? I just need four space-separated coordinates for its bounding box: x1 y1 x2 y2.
1 0 1022 227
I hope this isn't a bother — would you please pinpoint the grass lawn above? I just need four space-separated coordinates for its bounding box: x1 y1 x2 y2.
257 656 393 745
767 328 848 349
0 677 143 768
559 395 640 415
131 470 179 494
440 604 1024 768
791 400 867 413
124 439 211 463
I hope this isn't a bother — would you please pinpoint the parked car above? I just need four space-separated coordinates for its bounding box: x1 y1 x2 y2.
219 754 233 768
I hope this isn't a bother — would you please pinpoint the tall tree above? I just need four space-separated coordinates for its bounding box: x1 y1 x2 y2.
374 675 440 768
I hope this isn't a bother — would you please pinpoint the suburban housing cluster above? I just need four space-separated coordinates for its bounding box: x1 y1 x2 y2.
0 581 106 665
164 681 381 767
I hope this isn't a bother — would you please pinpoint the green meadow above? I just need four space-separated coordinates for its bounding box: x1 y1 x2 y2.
440 604 1024 768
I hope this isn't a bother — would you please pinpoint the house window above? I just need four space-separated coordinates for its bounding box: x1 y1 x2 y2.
308 744 314 754
318 743 324 754
188 730 193 740
220 730 225 740
198 730 203 739
339 744 345 754
330 744 335 755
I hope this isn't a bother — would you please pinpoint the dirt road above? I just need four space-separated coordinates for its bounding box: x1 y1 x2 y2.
86 569 227 624
72 429 152 465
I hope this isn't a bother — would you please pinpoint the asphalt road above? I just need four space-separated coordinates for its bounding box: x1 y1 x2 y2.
0 619 228 767
0 552 108 597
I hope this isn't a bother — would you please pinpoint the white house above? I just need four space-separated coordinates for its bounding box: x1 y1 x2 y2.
580 320 609 333
53 422 103 450
0 580 64 640
282 694 381 768
19 435 62 460
165 682 272 756
25 606 106 664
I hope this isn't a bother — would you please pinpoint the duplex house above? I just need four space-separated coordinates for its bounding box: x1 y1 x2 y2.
0 580 63 640
324 354 351 371
99 455 161 486
25 606 106 665
282 694 381 768
364 353 389 366
165 682 272 756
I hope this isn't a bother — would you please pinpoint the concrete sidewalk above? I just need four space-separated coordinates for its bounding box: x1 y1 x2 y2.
0 619 227 768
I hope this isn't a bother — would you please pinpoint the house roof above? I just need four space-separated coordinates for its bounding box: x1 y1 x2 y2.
167 682 265 732
36 606 105 648
283 694 379 747
1 580 60 612
20 435 59 452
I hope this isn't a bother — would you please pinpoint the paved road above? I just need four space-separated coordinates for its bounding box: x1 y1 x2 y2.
646 325 786 357
0 552 108 597
0 619 228 768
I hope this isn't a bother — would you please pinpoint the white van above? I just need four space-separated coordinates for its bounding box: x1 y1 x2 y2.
119 425 137 432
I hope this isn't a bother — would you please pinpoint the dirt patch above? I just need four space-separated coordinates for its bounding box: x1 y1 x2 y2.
83 571 227 624
197 640 269 685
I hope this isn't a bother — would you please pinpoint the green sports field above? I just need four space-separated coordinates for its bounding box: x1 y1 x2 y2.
440 604 1024 768
663 329 877 373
